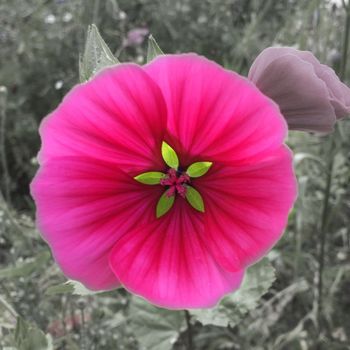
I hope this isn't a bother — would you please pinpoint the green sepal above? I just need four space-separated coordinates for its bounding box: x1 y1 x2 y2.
156 191 175 218
46 280 106 296
186 161 212 178
147 35 164 62
161 141 179 169
134 172 166 185
186 186 204 212
79 24 119 82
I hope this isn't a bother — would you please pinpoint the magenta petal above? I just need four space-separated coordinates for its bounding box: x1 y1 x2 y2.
31 53 297 306
196 147 297 272
109 201 244 309
144 54 287 167
38 64 167 174
248 47 347 133
31 157 163 290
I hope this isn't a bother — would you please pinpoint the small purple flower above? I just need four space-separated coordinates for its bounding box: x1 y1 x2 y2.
248 47 350 133
124 28 149 47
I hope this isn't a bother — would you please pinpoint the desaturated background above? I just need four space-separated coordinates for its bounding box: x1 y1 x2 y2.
0 0 349 349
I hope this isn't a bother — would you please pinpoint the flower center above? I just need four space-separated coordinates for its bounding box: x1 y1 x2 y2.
134 141 213 218
160 168 190 198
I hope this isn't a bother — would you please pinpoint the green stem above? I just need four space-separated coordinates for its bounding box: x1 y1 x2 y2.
316 136 335 328
92 0 101 26
0 294 18 318
340 4 350 80
184 310 193 350
316 1 350 332
79 304 87 350
0 87 10 206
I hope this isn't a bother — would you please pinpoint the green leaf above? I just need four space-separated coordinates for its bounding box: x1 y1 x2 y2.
156 191 175 218
190 258 276 327
0 251 50 279
186 161 213 178
185 186 204 212
46 282 74 295
134 172 166 185
128 296 185 350
79 24 119 82
14 317 27 344
15 317 50 350
161 141 179 169
46 280 106 296
147 34 164 62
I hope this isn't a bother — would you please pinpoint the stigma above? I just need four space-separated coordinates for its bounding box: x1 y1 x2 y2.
160 168 190 198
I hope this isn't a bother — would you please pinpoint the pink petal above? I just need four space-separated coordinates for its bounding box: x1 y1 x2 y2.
195 147 297 272
38 64 167 175
295 49 350 118
109 201 244 309
248 47 337 132
31 156 163 290
144 54 287 167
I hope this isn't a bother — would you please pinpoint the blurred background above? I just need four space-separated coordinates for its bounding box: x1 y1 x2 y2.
0 0 349 349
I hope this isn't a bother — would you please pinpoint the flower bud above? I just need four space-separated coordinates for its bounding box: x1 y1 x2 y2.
248 47 350 134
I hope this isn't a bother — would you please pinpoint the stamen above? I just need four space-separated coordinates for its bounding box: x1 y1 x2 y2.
161 168 190 197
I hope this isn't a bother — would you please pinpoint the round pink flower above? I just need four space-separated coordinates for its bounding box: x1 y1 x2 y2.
248 47 350 133
31 54 297 309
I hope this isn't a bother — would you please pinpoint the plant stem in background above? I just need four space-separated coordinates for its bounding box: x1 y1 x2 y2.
0 294 18 319
316 135 335 330
316 0 350 333
184 310 193 350
92 0 101 26
0 86 10 206
341 2 350 80
79 300 87 350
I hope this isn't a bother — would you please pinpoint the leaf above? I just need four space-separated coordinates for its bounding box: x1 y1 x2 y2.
0 251 50 279
14 317 50 350
147 34 164 62
14 317 27 344
156 191 175 218
185 186 204 212
293 152 325 168
134 172 166 185
46 279 106 296
46 282 74 295
79 24 119 82
190 258 276 327
128 296 185 350
161 142 179 169
186 161 213 178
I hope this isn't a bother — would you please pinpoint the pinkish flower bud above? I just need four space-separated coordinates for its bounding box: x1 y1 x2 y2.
248 47 350 134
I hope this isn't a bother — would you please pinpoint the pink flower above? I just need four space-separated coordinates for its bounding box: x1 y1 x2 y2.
248 47 350 133
31 54 297 309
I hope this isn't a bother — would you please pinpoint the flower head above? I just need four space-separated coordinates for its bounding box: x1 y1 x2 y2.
31 54 297 309
248 47 350 133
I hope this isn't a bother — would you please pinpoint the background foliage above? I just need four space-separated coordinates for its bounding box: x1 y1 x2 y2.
0 0 350 349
